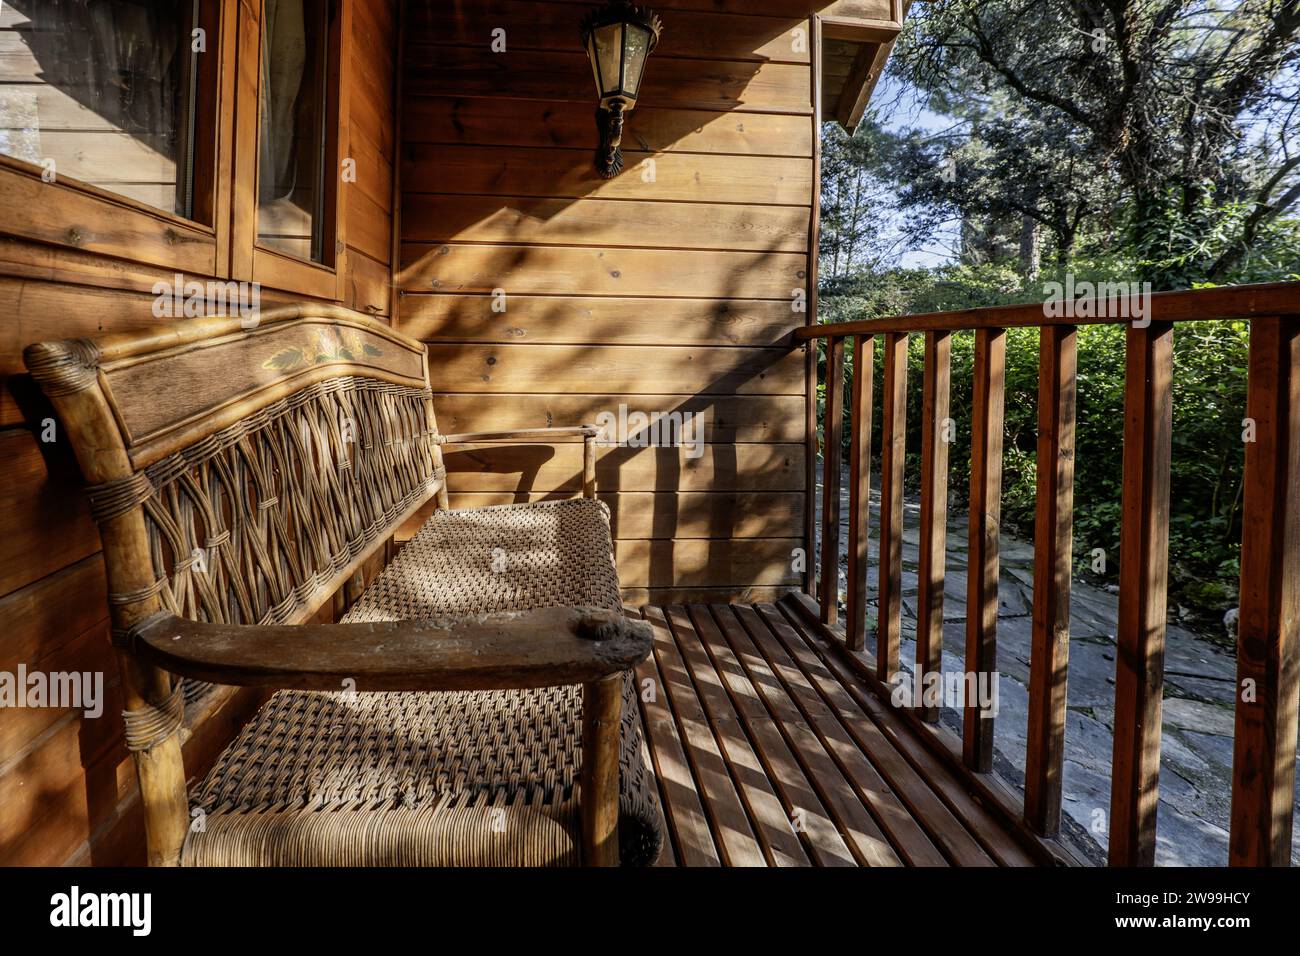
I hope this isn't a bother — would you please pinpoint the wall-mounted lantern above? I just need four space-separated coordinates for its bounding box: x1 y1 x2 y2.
580 2 663 178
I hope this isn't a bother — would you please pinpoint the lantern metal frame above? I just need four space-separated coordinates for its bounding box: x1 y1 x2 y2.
579 2 663 178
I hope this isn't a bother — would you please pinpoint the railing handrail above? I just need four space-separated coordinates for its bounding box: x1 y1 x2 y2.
796 279 1300 339
806 285 1299 866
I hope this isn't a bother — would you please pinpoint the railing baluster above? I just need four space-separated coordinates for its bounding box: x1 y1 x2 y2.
846 335 875 652
1025 325 1078 835
820 336 846 624
878 331 908 682
916 330 951 722
1229 315 1300 866
1109 321 1174 866
964 327 1005 772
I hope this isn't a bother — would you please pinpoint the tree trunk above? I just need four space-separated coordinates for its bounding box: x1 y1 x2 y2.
1019 215 1042 281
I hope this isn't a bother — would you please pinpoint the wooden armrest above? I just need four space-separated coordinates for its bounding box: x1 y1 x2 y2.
440 425 598 444
126 607 650 692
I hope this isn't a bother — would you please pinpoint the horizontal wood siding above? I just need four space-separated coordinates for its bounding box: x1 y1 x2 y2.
398 0 816 601
0 0 400 867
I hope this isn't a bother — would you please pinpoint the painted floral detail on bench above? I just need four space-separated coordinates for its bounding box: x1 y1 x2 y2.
262 327 384 371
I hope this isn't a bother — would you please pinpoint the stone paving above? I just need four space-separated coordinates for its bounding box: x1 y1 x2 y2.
816 465 1300 866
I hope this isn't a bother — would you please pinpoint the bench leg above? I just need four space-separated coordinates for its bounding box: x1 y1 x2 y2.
581 674 622 866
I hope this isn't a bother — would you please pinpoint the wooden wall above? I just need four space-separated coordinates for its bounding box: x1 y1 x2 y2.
398 0 835 604
0 0 400 866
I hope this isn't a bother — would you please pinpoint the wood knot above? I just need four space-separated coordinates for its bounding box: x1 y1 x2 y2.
575 610 626 642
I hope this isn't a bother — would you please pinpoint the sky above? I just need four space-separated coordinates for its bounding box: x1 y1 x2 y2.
864 76 962 269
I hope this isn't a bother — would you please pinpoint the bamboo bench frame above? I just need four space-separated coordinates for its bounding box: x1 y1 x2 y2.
24 303 650 867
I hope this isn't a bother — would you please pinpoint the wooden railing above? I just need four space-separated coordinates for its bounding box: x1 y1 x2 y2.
796 281 1300 866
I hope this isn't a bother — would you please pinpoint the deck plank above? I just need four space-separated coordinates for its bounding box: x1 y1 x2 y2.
664 606 815 866
771 599 1038 867
679 605 868 866
721 604 947 866
642 606 767 867
701 605 904 866
630 609 716 867
633 602 1060 867
753 602 996 867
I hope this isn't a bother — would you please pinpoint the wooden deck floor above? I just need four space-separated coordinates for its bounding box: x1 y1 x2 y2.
632 596 1064 867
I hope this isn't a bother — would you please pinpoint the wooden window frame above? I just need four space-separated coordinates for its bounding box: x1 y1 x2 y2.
0 0 236 278
231 0 351 301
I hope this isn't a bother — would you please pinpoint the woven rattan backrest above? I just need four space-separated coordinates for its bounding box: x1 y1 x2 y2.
25 305 446 637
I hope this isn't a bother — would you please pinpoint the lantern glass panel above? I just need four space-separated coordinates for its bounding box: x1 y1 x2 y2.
622 23 652 97
594 22 623 97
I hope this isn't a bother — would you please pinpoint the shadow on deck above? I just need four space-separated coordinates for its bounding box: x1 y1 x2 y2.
633 594 1086 867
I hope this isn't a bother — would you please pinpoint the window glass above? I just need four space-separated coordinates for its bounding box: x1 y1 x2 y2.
256 0 330 263
0 0 204 218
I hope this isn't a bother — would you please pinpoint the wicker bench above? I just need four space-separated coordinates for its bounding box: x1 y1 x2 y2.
24 304 663 867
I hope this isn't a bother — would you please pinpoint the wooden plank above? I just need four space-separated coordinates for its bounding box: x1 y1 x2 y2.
0 428 99 599
1229 315 1300 866
1025 325 1077 836
346 122 395 214
668 606 814 865
1108 321 1174 866
407 1 812 63
401 97 815 156
632 612 721 866
758 601 1003 865
876 331 907 680
642 606 766 866
402 195 810 252
430 393 804 443
915 330 950 721
537 0 891 16
796 280 1300 339
0 554 107 674
833 41 882 130
424 343 805 395
443 441 806 493
344 189 393 264
344 247 392 316
402 295 800 347
819 336 845 623
845 335 874 651
405 48 813 114
717 605 923 865
0 622 116 768
0 164 215 276
616 538 801 588
964 328 1006 772
777 593 1050 865
622 586 795 607
423 492 805 541
399 243 810 299
690 605 890 866
402 143 813 206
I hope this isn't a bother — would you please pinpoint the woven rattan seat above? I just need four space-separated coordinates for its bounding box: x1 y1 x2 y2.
182 499 664 866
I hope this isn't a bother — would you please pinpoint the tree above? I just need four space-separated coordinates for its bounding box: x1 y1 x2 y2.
892 0 1300 288
875 95 1115 274
819 121 900 277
